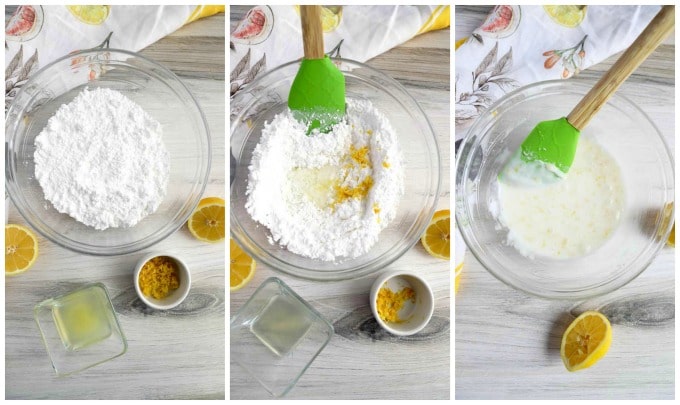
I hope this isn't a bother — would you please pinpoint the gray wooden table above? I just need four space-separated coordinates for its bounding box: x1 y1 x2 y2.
455 5 674 400
229 6 450 400
4 9 226 399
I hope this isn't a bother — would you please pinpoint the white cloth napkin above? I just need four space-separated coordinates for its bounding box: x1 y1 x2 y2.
455 5 662 139
230 5 449 95
5 5 223 110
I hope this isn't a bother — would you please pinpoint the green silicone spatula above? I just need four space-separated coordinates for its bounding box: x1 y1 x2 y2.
288 5 346 134
502 5 675 186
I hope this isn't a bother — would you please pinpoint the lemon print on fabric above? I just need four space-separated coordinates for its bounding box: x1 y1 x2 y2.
67 6 111 25
294 6 343 32
544 5 587 28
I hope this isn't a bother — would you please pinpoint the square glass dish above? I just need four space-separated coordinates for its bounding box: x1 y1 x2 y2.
230 277 334 397
34 283 127 376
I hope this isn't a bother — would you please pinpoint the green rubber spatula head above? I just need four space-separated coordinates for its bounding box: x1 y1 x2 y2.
288 5 345 134
501 5 675 186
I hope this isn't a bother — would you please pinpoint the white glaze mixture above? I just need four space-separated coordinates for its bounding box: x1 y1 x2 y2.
497 138 625 259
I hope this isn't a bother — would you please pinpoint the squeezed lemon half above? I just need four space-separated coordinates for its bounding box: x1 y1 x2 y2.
561 310 612 372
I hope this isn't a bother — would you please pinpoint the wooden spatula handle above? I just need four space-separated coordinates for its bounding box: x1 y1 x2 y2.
300 5 325 59
567 5 674 130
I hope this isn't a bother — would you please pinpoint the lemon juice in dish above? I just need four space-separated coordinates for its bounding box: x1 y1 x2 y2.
52 286 113 351
250 294 313 356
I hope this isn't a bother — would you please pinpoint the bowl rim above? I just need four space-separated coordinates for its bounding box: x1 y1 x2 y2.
230 57 441 281
5 48 212 256
455 79 675 300
133 252 191 310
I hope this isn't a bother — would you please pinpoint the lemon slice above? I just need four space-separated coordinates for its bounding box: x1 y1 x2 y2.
230 239 256 291
188 197 225 243
669 223 675 246
455 263 462 294
543 5 587 28
6 224 39 276
561 311 612 372
454 226 465 294
67 6 111 25
421 209 450 260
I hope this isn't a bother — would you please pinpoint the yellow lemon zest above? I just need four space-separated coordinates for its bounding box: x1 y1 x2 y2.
139 256 180 300
334 176 373 205
377 286 416 323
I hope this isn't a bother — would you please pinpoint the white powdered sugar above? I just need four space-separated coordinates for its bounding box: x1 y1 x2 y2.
34 87 169 230
246 99 404 261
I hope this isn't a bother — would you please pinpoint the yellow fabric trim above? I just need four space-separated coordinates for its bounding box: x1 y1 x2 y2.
417 5 450 35
185 5 225 24
455 37 467 50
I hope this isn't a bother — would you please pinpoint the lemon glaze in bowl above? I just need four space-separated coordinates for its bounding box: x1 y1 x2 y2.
6 49 211 255
456 80 674 300
230 58 441 281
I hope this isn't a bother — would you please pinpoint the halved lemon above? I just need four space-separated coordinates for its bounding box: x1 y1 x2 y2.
6 224 39 276
188 197 225 243
561 311 612 372
421 209 450 260
67 6 111 25
230 239 256 291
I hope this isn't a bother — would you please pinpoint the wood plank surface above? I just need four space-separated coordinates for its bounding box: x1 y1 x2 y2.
455 5 674 400
229 5 451 400
4 8 226 399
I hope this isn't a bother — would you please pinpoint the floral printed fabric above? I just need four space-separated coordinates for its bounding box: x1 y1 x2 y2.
230 5 450 96
455 5 661 138
5 5 223 110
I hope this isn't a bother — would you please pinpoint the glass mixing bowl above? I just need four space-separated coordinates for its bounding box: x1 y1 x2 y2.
6 49 211 255
230 58 440 281
456 80 674 300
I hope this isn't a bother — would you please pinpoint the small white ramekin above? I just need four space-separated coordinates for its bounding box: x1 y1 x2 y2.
134 252 191 310
370 271 434 336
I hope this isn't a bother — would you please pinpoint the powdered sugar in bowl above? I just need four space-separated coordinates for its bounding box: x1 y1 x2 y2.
231 59 440 281
6 49 211 255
